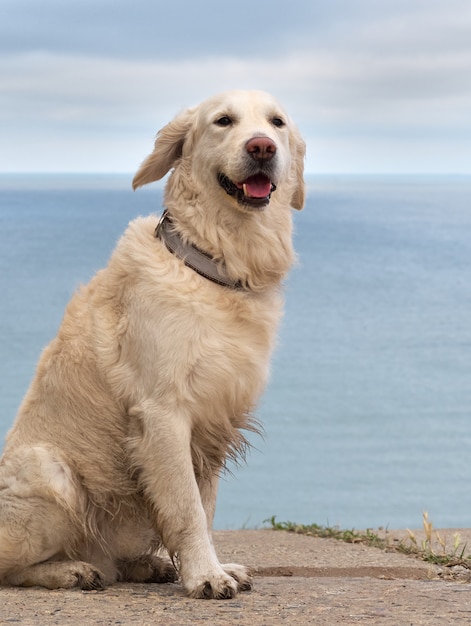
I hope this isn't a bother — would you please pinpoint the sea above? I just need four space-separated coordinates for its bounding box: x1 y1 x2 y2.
0 173 470 531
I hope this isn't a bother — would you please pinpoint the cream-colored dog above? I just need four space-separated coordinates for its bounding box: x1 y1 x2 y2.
0 90 305 599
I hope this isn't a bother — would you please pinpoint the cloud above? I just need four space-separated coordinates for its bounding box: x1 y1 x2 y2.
1 0 470 173
0 0 323 60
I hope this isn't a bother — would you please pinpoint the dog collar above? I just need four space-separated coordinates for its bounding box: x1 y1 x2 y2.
155 211 244 291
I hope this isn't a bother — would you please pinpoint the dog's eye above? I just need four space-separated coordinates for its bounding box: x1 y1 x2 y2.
271 117 285 128
215 116 233 127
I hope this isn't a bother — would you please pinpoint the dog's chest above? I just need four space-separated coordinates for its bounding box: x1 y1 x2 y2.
193 298 277 397
127 286 282 415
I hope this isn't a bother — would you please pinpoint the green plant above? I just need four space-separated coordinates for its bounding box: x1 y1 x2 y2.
264 512 471 570
264 516 390 549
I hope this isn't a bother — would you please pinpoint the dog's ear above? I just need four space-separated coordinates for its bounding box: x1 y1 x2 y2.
132 108 195 189
290 126 306 210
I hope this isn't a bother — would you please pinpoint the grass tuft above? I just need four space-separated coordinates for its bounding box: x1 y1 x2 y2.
264 512 471 570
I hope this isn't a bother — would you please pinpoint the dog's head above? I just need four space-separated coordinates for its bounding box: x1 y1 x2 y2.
132 90 305 212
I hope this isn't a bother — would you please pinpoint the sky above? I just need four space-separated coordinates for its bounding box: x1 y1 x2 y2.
1 0 470 174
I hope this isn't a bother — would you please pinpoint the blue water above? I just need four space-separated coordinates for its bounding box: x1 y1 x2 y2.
1 174 470 530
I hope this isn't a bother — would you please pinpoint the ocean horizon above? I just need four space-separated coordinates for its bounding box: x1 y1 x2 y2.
1 173 470 530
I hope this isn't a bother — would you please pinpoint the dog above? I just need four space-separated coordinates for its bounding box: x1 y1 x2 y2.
0 90 305 599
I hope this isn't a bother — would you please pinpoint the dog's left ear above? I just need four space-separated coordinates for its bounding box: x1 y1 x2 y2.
132 108 195 189
290 126 306 210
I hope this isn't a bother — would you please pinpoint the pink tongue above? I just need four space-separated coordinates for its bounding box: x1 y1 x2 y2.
240 174 272 198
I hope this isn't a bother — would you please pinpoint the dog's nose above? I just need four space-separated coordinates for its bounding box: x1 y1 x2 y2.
245 136 277 161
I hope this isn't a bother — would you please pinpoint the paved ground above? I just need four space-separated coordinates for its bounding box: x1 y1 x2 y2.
2 529 471 625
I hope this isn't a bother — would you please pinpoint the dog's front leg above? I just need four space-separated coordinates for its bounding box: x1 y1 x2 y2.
132 404 246 599
197 472 252 593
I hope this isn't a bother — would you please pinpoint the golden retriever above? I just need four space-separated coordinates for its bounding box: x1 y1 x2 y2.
0 90 305 599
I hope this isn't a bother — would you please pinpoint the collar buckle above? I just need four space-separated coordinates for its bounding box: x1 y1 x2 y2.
154 209 169 238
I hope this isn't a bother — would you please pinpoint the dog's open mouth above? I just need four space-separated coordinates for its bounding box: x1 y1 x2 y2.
218 173 277 209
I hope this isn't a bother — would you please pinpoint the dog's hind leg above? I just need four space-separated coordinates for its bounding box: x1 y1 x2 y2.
5 560 106 590
0 497 108 589
0 445 108 589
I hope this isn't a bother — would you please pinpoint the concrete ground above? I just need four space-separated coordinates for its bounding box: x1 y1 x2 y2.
2 529 471 625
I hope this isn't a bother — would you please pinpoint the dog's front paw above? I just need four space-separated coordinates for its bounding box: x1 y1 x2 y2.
222 563 253 592
119 555 178 584
188 572 239 600
185 563 252 599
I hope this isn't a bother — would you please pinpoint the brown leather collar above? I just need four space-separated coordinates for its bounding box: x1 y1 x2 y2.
155 211 244 290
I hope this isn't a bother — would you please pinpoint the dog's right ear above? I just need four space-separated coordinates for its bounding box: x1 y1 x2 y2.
132 108 194 189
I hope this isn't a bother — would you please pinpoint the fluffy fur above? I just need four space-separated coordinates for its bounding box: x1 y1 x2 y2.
0 90 305 599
